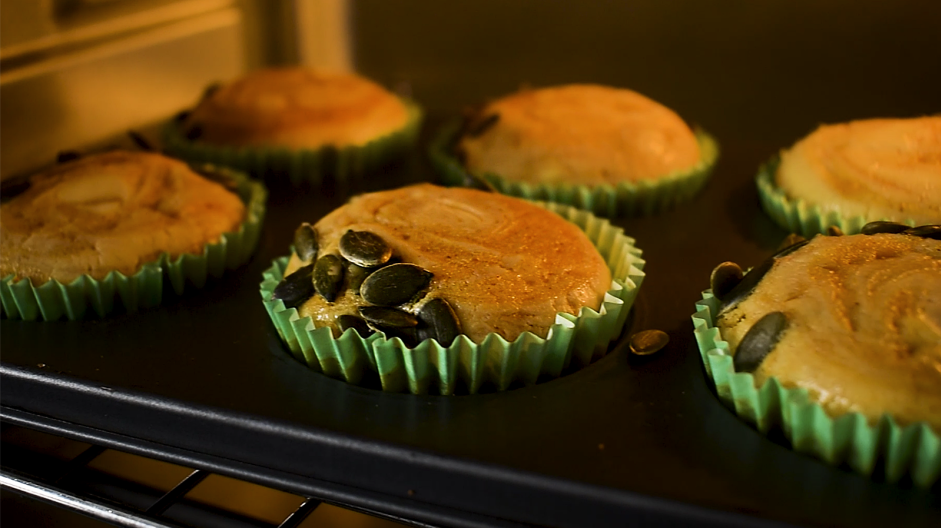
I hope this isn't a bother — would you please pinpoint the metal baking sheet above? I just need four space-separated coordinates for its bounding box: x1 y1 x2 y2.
2 121 939 528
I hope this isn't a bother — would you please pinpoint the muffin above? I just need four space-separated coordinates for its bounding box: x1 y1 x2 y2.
261 184 646 395
757 116 941 236
430 84 718 217
692 225 941 486
0 150 266 321
164 67 423 184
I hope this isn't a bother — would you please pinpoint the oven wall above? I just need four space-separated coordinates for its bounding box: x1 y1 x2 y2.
350 0 941 145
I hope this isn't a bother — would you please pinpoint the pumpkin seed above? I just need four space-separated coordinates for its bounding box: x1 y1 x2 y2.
720 240 809 313
710 262 744 301
826 225 844 236
56 151 82 163
271 264 315 308
185 124 203 141
359 306 418 328
361 263 433 306
629 329 669 356
313 254 345 302
293 223 318 263
417 298 462 346
0 175 31 202
734 311 789 373
337 314 374 338
861 221 909 235
346 262 370 294
127 130 154 152
903 225 941 240
339 230 392 268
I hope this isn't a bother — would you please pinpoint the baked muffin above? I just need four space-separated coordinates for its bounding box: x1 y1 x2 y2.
261 184 646 394
758 116 941 236
693 225 941 486
0 150 265 320
715 229 941 431
164 67 423 183
430 84 718 217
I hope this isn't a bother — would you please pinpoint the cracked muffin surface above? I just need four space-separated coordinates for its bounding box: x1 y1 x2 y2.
0 151 245 283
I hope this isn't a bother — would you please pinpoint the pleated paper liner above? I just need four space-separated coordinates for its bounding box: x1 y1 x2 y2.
756 155 920 238
692 291 941 488
0 167 267 322
260 202 646 395
428 119 719 217
163 102 423 185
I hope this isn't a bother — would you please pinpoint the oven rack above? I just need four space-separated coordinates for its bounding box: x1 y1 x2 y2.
0 423 420 528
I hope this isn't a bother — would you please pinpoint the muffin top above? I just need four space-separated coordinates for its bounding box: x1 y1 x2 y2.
457 84 701 186
0 151 245 283
775 116 941 225
181 67 410 149
283 184 612 343
716 232 941 430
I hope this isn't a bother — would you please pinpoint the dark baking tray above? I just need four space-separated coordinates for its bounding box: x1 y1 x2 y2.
2 121 939 528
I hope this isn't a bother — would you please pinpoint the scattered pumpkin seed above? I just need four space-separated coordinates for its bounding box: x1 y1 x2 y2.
361 263 433 306
734 311 788 373
359 306 419 328
271 264 315 308
339 230 393 268
861 221 909 236
293 223 318 263
417 298 462 347
629 329 669 356
313 254 345 302
710 262 744 301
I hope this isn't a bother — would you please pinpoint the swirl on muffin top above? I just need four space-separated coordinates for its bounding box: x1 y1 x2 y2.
182 67 410 148
717 233 941 430
457 84 701 185
0 151 245 283
775 116 941 225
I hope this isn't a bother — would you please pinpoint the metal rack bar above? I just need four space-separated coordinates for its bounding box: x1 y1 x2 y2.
276 498 321 528
146 469 209 516
1 470 189 528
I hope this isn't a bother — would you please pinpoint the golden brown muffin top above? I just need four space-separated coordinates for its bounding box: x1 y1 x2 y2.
457 84 701 186
182 67 410 148
0 151 245 283
284 184 612 343
775 116 941 225
717 233 941 430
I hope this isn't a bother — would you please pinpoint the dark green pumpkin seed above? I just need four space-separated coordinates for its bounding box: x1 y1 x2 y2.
346 262 370 293
56 151 82 163
271 264 315 308
359 306 418 328
826 225 844 236
710 262 744 301
417 298 462 346
339 230 392 268
185 124 203 140
361 263 433 306
0 175 31 202
314 254 345 302
293 223 318 262
734 311 789 373
337 314 374 338
776 233 806 252
629 329 670 356
381 326 419 348
861 221 910 235
720 240 809 313
127 130 154 152
903 225 941 240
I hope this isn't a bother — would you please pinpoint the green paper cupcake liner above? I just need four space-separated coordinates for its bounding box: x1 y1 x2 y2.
163 101 423 185
429 119 719 217
1 167 267 322
691 291 941 487
756 155 919 238
260 202 646 395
